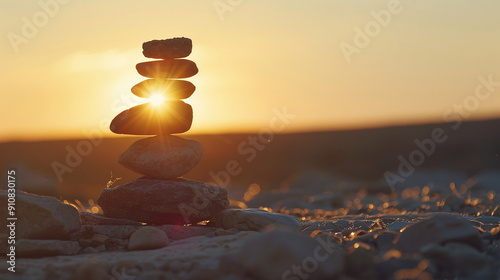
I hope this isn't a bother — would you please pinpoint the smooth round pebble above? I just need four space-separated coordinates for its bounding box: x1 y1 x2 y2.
128 226 169 251
118 135 203 179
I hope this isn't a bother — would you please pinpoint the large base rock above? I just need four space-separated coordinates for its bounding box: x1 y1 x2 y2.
97 177 229 225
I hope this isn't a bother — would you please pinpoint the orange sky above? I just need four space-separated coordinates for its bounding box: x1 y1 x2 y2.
1 0 499 142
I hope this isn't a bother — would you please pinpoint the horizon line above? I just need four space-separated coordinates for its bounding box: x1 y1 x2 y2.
2 116 499 144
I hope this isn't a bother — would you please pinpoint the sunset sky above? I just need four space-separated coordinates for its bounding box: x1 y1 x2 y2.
1 0 499 142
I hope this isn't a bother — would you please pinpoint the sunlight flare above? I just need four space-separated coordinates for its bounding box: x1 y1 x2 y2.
148 93 166 107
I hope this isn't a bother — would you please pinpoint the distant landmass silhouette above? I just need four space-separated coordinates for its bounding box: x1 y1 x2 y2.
1 118 500 200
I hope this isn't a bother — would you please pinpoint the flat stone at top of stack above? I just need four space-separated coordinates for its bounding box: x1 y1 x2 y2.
142 37 192 59
137 37 197 79
137 37 197 80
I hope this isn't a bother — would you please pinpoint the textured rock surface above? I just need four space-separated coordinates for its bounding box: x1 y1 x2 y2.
118 135 203 179
1 213 498 280
215 208 301 231
136 59 198 79
128 226 169 251
395 214 483 253
97 177 229 224
156 225 216 240
131 79 195 99
422 242 495 278
0 190 80 239
2 231 258 279
3 165 498 279
71 224 217 242
71 225 142 240
142 37 192 59
16 239 80 258
79 212 142 226
238 229 343 280
110 101 193 135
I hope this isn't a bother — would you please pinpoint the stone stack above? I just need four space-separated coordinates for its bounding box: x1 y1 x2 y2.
98 37 229 225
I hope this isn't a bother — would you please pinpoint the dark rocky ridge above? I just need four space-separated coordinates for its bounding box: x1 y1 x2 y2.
1 118 500 199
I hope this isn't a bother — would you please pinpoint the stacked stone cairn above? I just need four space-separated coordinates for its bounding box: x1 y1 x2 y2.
98 37 229 225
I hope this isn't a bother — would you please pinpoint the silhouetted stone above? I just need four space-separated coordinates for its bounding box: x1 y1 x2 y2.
136 59 198 79
110 101 193 135
131 79 195 99
142 37 192 59
97 177 229 225
118 135 203 179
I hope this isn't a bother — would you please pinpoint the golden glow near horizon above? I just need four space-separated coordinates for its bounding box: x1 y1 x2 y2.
0 0 499 142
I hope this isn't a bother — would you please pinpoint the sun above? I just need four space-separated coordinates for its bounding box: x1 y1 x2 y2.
148 93 166 107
